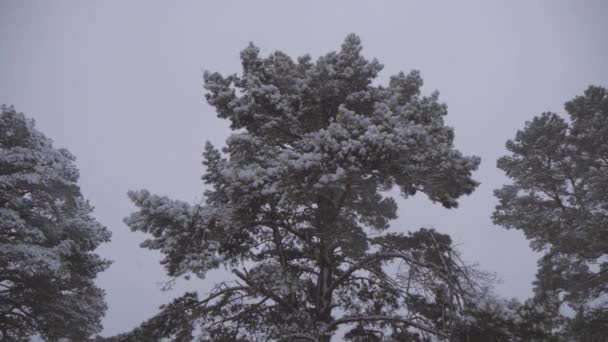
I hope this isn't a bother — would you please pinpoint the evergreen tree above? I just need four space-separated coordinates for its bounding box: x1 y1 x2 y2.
0 106 112 340
119 35 500 341
494 86 608 340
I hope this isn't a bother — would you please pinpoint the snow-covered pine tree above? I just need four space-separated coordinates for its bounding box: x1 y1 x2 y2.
0 106 111 340
120 34 495 341
494 86 608 340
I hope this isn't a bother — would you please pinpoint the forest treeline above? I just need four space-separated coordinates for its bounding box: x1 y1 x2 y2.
1 35 606 341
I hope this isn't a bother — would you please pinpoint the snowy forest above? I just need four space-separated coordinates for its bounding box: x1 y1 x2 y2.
1 2 608 341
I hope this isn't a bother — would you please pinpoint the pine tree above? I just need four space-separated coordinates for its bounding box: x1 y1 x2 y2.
494 86 608 340
120 35 494 341
0 106 111 340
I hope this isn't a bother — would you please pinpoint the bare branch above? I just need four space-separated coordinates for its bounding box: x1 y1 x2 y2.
322 315 444 338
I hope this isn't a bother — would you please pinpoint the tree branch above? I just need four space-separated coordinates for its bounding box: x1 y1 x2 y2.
232 269 296 312
322 315 444 337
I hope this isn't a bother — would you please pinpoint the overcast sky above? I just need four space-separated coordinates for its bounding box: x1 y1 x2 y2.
1 0 607 337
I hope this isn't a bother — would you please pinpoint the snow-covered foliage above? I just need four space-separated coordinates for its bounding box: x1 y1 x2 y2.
118 35 498 341
494 86 608 338
0 106 111 341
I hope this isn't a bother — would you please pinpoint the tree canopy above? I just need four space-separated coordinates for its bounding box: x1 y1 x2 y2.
113 35 557 341
0 106 111 340
494 86 608 339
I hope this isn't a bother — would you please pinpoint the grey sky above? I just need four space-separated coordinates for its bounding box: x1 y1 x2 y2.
1 0 607 336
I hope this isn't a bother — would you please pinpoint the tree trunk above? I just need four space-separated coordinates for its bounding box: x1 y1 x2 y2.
316 241 333 320
319 334 331 342
316 196 337 342
317 252 333 342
